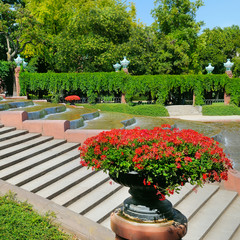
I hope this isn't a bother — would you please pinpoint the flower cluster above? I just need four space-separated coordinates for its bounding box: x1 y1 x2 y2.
79 126 232 197
65 95 80 101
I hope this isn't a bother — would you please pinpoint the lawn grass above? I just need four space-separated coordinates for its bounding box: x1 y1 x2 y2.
202 104 240 116
0 192 75 240
78 103 169 117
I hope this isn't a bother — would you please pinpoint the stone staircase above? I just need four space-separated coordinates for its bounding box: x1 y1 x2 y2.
0 124 240 240
166 105 202 116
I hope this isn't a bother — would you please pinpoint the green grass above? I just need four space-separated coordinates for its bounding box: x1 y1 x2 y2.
78 103 169 117
202 104 240 116
0 192 74 240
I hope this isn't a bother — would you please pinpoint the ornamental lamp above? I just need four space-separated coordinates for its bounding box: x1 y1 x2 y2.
113 63 121 72
14 54 23 66
23 60 28 68
205 63 214 74
120 56 130 69
224 59 234 71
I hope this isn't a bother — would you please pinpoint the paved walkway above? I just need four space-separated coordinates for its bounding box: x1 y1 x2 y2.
167 114 240 122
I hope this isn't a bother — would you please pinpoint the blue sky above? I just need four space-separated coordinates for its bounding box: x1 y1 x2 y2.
125 0 240 30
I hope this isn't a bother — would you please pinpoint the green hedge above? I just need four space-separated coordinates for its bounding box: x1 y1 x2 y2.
202 105 240 116
84 103 169 117
19 72 231 105
0 61 15 95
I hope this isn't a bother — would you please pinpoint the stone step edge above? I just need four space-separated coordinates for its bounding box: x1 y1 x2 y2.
200 192 238 239
79 185 123 216
30 165 83 193
0 138 65 170
0 129 28 141
0 133 42 150
46 171 99 200
63 177 112 208
16 154 80 187
0 126 16 135
0 135 52 159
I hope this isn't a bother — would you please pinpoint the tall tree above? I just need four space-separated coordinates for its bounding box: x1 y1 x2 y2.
151 0 204 74
198 25 240 73
0 1 38 61
24 0 135 72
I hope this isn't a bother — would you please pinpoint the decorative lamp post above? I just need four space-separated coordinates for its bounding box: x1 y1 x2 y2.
23 60 28 68
113 63 121 72
14 54 23 66
120 56 130 69
13 54 27 97
224 59 234 71
223 59 234 105
120 57 130 103
206 63 214 74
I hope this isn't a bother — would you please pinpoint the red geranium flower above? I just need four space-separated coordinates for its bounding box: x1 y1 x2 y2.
79 127 233 198
65 95 80 101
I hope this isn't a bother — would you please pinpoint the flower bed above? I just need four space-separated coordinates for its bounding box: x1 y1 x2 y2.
79 126 232 199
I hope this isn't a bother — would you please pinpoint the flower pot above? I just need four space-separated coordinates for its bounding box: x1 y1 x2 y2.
110 171 187 225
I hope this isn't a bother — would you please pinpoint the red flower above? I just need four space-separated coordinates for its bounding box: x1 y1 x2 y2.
65 95 80 101
78 127 233 198
202 173 207 180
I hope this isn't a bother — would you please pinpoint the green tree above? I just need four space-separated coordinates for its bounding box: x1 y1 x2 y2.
0 1 38 61
24 0 135 72
151 0 204 74
198 25 240 74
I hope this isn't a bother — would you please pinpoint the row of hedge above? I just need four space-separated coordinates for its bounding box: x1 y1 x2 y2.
202 104 240 116
0 61 15 95
19 72 235 105
84 103 169 117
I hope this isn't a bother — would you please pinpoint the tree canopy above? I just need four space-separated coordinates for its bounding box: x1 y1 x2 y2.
0 0 240 76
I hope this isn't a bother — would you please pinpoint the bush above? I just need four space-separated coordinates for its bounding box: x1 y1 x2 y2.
202 104 240 115
83 103 169 117
0 192 73 239
0 61 15 95
19 72 232 105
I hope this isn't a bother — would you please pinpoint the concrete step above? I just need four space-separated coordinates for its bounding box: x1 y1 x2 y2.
231 225 240 240
34 168 105 199
167 183 196 207
183 189 238 240
0 124 239 239
0 132 42 150
67 181 123 214
7 149 80 186
202 196 240 240
0 129 28 141
0 137 64 169
20 160 82 192
0 135 53 159
84 187 129 224
166 105 201 116
175 184 219 220
0 143 80 180
0 126 16 135
48 169 109 203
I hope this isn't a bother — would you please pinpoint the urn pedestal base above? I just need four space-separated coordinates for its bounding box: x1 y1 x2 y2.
111 209 187 240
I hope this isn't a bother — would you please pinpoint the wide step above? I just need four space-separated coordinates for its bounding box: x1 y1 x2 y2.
0 132 42 150
202 196 240 240
0 124 239 239
183 189 237 240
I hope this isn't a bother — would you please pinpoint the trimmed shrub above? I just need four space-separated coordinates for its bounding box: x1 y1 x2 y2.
20 72 232 105
202 105 240 116
83 103 169 117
